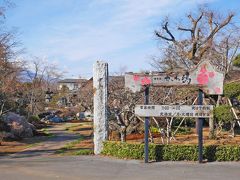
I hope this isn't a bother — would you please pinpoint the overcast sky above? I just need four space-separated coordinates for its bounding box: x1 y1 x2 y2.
4 0 240 78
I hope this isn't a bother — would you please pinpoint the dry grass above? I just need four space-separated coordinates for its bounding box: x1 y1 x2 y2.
0 141 28 155
0 135 49 156
126 128 240 145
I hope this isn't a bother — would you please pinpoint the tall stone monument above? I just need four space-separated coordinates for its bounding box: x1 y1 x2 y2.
93 61 108 155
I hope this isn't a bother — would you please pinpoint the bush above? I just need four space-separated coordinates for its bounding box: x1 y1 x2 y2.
173 117 195 127
216 146 240 161
150 127 159 133
102 141 240 162
162 145 198 161
213 105 234 123
102 141 145 159
237 95 240 101
28 115 40 123
224 82 240 98
173 127 192 135
74 149 93 155
233 54 240 67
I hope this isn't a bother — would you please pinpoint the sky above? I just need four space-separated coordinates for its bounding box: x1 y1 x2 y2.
2 0 240 78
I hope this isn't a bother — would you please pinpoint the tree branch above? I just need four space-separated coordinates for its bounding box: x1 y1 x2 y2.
155 22 176 42
201 14 234 46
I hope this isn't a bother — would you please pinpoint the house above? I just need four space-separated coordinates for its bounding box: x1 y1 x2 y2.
77 75 124 111
79 76 124 91
57 79 87 91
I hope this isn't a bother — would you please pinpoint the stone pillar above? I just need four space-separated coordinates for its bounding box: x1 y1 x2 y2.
93 61 108 155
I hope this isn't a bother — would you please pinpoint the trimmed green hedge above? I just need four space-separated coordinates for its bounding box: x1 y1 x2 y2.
216 146 240 161
102 141 240 162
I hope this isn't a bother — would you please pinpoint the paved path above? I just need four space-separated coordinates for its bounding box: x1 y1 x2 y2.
0 155 240 180
9 123 81 158
1 123 239 180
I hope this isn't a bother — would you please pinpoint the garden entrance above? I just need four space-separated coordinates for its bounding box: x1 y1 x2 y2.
125 60 224 163
93 60 240 163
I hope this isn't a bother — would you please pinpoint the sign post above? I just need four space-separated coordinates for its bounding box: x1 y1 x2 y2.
144 86 150 163
198 89 204 163
135 104 213 163
125 60 224 163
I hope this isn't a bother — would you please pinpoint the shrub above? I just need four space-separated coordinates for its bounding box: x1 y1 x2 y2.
102 141 145 159
28 115 40 123
173 127 192 135
74 149 93 155
237 95 240 101
213 105 234 123
162 145 198 161
203 145 217 161
216 146 240 161
233 54 240 67
102 141 240 162
150 127 159 133
173 117 195 127
224 82 240 98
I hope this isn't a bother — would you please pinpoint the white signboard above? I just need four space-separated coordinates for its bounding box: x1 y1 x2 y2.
125 60 224 95
135 105 213 118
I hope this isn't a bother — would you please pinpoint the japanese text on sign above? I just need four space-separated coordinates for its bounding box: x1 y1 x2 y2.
135 105 213 118
125 60 224 95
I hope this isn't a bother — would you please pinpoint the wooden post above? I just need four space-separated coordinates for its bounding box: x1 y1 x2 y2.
93 61 108 155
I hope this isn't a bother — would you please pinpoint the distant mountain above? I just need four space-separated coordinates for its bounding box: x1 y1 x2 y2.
19 70 35 82
19 70 60 83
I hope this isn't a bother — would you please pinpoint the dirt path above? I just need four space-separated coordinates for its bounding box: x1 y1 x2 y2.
8 123 82 158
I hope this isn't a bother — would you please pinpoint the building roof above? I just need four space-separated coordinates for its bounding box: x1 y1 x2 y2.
109 76 124 81
80 76 124 91
58 79 87 84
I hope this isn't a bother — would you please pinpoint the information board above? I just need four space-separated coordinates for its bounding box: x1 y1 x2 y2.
135 105 213 118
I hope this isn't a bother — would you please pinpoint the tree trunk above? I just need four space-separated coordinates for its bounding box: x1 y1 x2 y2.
149 128 154 143
209 117 215 139
216 121 223 136
152 117 164 144
166 118 172 144
120 126 126 142
230 121 236 137
209 95 220 139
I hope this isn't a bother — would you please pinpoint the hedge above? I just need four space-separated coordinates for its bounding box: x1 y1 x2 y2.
102 141 240 162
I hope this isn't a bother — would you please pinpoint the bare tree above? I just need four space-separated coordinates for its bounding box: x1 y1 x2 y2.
215 30 240 74
108 76 143 142
152 8 239 139
0 1 23 118
77 78 94 113
22 58 63 117
153 8 235 71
